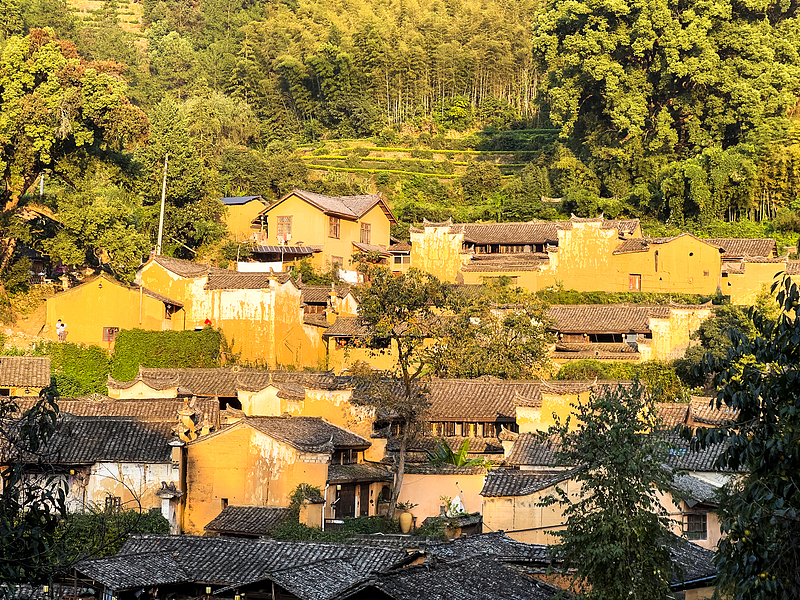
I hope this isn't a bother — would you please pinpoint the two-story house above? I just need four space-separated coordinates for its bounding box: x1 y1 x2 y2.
254 189 397 281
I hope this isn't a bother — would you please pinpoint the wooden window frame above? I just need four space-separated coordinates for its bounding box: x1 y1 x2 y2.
685 513 707 540
360 222 371 244
102 327 120 342
629 274 642 291
277 216 292 238
329 216 341 239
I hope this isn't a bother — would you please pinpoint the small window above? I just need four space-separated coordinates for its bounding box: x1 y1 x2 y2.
102 327 120 342
105 496 121 512
331 256 344 267
629 274 642 291
703 270 710 277
329 216 341 239
221 498 229 509
686 513 707 540
165 304 179 320
360 223 371 244
277 216 292 239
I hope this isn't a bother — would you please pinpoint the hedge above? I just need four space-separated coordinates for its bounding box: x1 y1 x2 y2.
554 359 688 403
110 327 224 381
535 289 719 306
33 341 112 396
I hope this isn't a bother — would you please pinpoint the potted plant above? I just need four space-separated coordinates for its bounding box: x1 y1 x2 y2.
396 501 418 533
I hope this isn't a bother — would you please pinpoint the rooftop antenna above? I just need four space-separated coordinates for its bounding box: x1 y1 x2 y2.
156 154 169 255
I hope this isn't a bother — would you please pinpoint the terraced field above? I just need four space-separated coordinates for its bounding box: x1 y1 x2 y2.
68 0 143 33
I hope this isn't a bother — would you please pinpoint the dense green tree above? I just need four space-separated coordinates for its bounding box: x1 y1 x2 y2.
541 381 676 599
0 29 148 278
532 0 800 158
688 277 800 598
350 266 450 519
0 0 22 39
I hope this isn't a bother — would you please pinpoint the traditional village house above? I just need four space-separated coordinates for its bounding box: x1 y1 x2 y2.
45 273 184 347
203 505 295 538
220 195 269 242
181 415 391 534
387 240 412 273
72 534 417 600
105 367 384 460
547 303 713 365
10 394 218 534
483 429 731 552
409 216 798 301
0 356 50 396
137 256 327 367
253 189 397 282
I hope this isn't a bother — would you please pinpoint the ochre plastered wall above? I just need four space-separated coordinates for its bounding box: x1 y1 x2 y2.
138 262 208 329
460 269 543 289
410 225 466 283
516 390 596 434
396 473 486 521
326 340 400 374
265 194 393 269
46 275 178 347
725 262 787 305
482 477 579 544
183 425 329 534
62 462 174 513
107 381 179 400
611 236 721 294
647 305 713 361
223 200 267 242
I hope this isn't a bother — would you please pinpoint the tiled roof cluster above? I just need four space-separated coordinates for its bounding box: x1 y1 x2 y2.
427 378 542 422
76 551 189 589
689 397 740 426
205 271 293 290
204 506 294 536
386 436 504 456
480 469 573 497
114 534 410 587
341 556 561 600
427 531 549 561
268 558 365 600
0 356 50 387
552 342 640 361
507 430 731 472
15 395 219 425
548 304 670 333
303 314 331 328
321 317 371 337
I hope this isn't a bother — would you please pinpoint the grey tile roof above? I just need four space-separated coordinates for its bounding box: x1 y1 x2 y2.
198 416 369 452
327 463 393 483
36 416 174 464
108 367 349 395
322 317 371 337
427 531 549 562
387 436 503 455
150 255 229 278
455 218 638 246
118 534 410 586
480 469 573 497
666 533 717 584
204 271 293 290
75 551 190 590
14 395 219 425
0 356 50 387
787 260 800 275
428 378 542 422
689 397 740 426
548 304 670 333
672 474 720 507
657 403 690 428
536 379 635 395
461 253 550 272
204 506 294 536
352 242 390 255
505 434 561 467
402 463 488 475
268 558 365 600
303 314 331 328
663 433 731 472
704 238 776 258
340 555 562 600
274 189 388 220
301 285 351 304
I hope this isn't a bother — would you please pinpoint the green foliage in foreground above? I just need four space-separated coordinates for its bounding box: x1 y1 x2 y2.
110 328 223 381
688 277 800 598
55 509 169 562
555 360 687 403
540 381 676 599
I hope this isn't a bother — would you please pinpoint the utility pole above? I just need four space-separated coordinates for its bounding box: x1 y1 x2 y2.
156 154 169 255
39 172 44 199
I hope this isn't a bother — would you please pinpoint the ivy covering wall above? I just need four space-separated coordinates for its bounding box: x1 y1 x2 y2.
110 328 224 381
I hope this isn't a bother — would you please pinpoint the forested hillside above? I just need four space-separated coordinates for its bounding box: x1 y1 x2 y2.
2 0 800 292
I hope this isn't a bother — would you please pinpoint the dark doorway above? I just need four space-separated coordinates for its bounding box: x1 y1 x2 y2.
335 484 357 518
360 485 370 517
